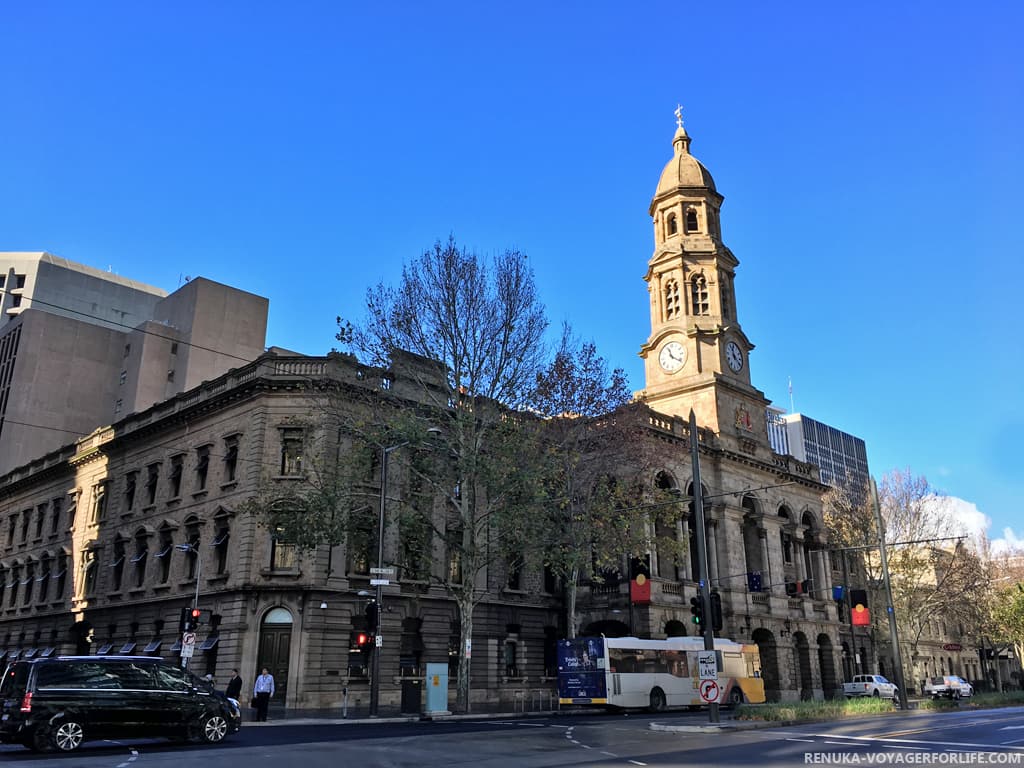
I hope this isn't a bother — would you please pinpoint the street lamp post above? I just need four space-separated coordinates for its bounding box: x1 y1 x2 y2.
370 442 406 717
369 428 441 717
175 542 201 669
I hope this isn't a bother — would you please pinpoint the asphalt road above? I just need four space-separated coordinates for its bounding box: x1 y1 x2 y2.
3 706 1024 767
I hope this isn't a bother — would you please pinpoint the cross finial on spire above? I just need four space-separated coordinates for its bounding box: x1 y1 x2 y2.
674 104 684 128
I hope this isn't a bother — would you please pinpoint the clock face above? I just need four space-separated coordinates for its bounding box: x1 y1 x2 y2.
658 341 687 372
726 341 744 372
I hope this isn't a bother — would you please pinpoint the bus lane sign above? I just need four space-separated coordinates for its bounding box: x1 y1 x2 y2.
697 650 717 680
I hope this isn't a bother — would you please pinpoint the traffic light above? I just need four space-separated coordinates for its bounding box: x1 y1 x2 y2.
689 596 704 626
355 632 370 647
178 607 190 633
709 591 723 632
365 601 379 633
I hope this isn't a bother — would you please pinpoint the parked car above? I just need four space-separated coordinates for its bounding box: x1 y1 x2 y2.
842 674 899 699
0 656 241 752
923 675 974 700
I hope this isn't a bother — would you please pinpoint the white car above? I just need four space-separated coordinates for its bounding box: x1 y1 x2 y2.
923 675 974 700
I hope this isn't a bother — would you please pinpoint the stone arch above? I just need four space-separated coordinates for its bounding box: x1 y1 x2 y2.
665 620 687 637
742 496 764 576
793 631 814 700
583 619 629 638
752 627 781 702
654 471 681 579
817 633 838 698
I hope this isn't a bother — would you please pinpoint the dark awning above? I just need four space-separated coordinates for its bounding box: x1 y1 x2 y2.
119 642 137 654
143 640 162 653
199 636 219 651
96 644 114 655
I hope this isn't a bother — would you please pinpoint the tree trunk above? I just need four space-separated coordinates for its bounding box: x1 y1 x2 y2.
566 567 579 639
455 589 474 713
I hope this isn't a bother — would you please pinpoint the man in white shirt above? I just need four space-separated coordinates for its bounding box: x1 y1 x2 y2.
253 667 275 721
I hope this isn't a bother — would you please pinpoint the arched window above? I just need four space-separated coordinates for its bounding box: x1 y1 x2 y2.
664 280 680 319
132 529 149 588
667 213 678 235
110 537 126 592
54 551 68 599
184 516 201 580
156 526 174 583
685 208 699 233
22 559 35 605
779 506 793 565
37 553 51 604
690 274 709 315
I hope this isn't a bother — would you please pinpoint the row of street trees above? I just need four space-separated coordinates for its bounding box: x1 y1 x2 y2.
242 237 683 712
825 469 1023 691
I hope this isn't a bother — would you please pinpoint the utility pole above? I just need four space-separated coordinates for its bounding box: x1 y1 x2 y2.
689 410 719 724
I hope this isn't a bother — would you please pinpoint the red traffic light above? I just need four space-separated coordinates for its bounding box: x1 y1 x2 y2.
190 608 201 619
356 632 369 646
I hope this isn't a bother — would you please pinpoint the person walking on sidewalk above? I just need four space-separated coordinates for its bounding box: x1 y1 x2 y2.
253 667 275 722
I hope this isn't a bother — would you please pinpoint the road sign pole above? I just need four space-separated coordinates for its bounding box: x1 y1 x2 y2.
689 410 719 724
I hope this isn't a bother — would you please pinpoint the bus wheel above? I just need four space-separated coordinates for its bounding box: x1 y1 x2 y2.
649 687 667 713
728 688 744 707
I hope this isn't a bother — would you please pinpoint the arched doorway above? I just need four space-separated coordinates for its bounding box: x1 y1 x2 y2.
665 620 687 637
793 631 813 700
817 633 838 699
583 619 629 638
258 607 293 700
752 628 781 702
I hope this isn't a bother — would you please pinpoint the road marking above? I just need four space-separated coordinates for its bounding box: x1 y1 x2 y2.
809 733 1024 752
825 741 866 746
601 751 618 757
786 738 815 743
628 761 647 766
516 723 547 727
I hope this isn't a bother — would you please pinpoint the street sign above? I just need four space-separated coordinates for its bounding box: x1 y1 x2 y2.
181 632 196 659
370 567 396 576
465 639 472 658
697 650 717 680
375 634 382 648
699 679 720 703
369 578 391 586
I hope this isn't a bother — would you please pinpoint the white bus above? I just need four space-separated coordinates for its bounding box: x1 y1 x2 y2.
557 635 765 711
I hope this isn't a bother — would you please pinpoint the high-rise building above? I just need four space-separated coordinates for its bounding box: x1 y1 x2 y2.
0 252 269 476
769 411 870 493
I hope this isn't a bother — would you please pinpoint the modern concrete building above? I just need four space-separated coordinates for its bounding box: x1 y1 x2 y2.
0 253 268 476
773 412 870 493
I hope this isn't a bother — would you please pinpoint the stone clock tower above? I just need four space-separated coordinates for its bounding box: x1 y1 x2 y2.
639 112 771 455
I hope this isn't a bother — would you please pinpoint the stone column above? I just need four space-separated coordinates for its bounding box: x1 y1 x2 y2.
707 518 720 586
759 528 772 589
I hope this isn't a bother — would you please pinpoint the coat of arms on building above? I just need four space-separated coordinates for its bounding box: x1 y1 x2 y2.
735 405 753 432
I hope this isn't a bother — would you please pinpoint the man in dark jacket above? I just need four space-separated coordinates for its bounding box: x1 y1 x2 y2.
225 669 243 701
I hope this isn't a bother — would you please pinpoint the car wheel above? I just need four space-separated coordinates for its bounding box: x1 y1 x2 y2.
891 690 899 705
200 713 229 744
872 690 880 697
952 690 961 701
649 687 667 713
51 719 85 752
728 687 744 707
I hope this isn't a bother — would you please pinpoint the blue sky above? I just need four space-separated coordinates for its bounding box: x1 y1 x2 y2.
2 3 1021 548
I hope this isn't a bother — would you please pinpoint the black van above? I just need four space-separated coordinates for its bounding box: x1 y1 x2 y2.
0 656 241 752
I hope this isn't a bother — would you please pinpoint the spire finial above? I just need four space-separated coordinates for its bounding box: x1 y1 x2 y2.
674 104 684 128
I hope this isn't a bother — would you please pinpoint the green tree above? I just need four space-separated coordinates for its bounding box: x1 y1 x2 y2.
334 235 551 713
530 326 646 637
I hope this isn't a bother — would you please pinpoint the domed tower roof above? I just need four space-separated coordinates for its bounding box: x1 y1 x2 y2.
651 124 717 205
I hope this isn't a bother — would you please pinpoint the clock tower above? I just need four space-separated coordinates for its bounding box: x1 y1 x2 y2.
639 111 771 454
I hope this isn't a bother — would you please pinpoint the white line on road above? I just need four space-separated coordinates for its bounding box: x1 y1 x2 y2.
601 751 618 757
628 761 647 766
786 738 815 743
809 733 1024 752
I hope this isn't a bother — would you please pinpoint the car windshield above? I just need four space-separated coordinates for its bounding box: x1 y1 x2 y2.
929 677 945 684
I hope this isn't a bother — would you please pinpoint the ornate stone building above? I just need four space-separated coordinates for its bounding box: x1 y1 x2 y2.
573 116 846 701
0 117 857 708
